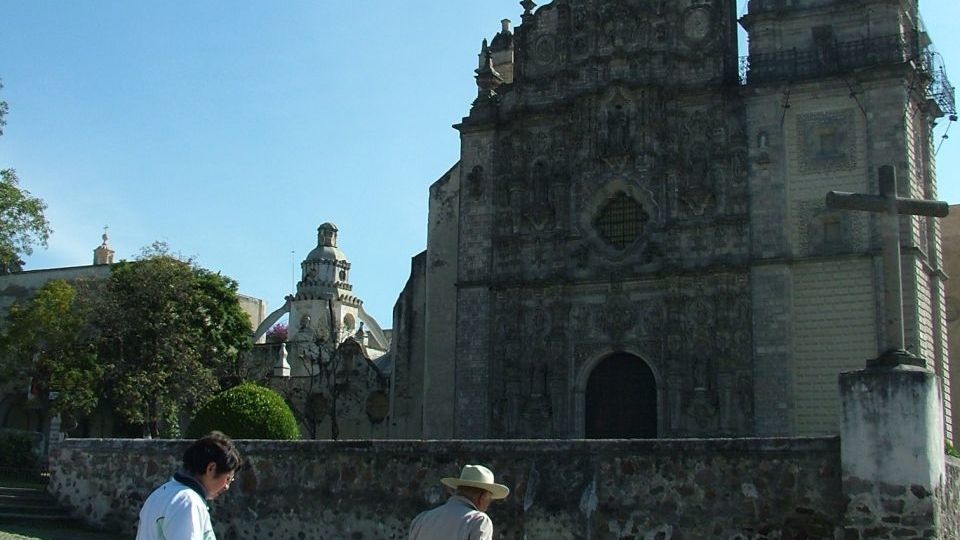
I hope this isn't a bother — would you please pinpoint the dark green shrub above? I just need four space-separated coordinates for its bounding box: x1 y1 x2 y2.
186 383 300 440
0 430 38 468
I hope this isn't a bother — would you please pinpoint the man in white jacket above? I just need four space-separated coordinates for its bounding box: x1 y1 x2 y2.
409 464 510 540
136 431 242 540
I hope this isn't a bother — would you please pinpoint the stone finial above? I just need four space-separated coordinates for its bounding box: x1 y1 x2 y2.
93 226 115 265
475 44 504 101
521 0 536 16
501 19 511 33
477 38 490 69
273 342 291 377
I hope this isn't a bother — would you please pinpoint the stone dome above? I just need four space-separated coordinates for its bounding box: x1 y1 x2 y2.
305 243 345 263
305 223 345 262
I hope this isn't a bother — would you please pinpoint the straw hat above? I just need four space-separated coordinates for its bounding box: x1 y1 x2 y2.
440 464 510 500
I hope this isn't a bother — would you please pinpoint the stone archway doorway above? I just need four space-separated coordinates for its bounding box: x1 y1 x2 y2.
585 352 657 438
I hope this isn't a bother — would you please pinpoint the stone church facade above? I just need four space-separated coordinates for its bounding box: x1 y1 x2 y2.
386 0 954 441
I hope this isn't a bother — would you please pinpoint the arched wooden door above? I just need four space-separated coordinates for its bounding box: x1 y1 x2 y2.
585 353 657 438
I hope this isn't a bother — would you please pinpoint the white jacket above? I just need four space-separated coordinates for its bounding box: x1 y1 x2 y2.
136 478 215 540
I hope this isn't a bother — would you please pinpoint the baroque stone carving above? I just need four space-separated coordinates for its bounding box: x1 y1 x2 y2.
601 96 633 159
601 283 635 342
795 200 866 256
682 5 714 45
593 193 649 250
449 0 756 439
797 109 858 174
516 0 730 89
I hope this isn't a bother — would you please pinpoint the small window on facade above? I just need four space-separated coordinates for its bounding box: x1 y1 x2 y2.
594 193 648 250
817 128 843 159
822 215 842 245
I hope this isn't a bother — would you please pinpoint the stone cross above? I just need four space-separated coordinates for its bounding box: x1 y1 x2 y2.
826 165 949 367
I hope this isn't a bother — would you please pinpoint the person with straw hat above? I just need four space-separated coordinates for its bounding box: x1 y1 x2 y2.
409 464 510 540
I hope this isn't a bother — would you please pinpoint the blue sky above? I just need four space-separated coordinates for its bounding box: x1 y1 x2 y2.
1 1 958 328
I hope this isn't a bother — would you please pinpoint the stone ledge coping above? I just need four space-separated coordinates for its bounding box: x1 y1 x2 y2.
57 436 839 456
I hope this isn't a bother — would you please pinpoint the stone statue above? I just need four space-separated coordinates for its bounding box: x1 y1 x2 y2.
605 104 631 156
693 356 709 390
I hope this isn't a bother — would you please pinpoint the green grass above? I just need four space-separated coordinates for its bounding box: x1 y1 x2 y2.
0 523 126 540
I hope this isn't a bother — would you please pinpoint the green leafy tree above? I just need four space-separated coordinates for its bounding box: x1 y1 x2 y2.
0 79 52 273
186 383 300 440
0 79 8 136
95 247 253 437
0 280 103 419
191 267 256 382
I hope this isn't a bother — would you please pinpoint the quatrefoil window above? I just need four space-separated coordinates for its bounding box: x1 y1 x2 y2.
593 193 649 250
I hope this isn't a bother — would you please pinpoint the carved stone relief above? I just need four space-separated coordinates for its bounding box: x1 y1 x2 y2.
600 93 634 160
797 109 858 174
519 0 728 88
454 0 754 438
600 283 636 342
487 290 572 438
671 106 747 219
795 200 866 256
658 273 753 436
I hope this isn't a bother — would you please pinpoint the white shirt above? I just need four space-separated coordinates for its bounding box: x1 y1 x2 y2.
136 478 216 540
409 495 494 540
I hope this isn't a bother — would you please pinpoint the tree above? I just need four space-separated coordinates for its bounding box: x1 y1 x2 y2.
0 280 103 420
0 79 52 273
265 322 288 343
95 247 253 437
0 79 8 136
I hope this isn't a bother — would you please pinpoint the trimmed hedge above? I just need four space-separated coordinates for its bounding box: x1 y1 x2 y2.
186 383 300 440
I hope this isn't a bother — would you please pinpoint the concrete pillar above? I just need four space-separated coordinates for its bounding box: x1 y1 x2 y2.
840 364 945 537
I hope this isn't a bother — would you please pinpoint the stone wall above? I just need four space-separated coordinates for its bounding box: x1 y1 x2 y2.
0 264 111 317
50 437 845 539
941 458 960 538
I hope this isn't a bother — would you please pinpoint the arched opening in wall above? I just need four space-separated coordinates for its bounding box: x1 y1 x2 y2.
585 352 657 438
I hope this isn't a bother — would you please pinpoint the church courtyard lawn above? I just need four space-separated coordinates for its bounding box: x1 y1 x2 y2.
0 523 125 540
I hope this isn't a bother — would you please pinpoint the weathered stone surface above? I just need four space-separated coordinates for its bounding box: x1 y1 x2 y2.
939 458 960 538
384 0 952 445
51 437 845 539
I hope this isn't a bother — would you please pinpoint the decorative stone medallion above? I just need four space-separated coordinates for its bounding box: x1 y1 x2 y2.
682 6 713 45
534 34 558 65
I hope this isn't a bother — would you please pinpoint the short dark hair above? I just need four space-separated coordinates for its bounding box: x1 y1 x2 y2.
182 431 242 476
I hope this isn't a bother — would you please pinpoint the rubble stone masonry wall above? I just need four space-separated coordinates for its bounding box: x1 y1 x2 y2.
51 438 847 539
940 458 960 537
